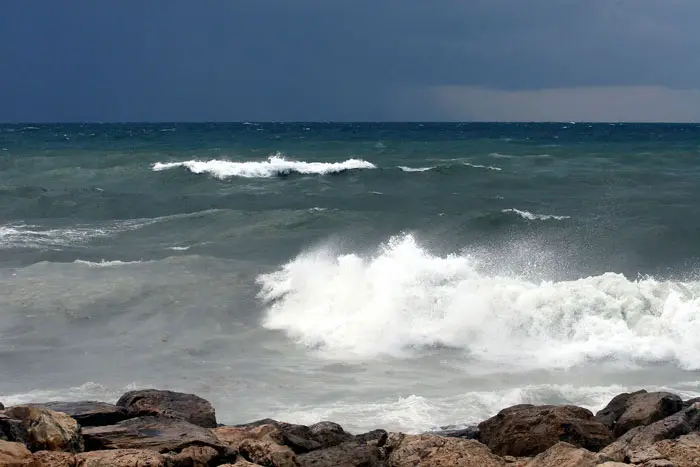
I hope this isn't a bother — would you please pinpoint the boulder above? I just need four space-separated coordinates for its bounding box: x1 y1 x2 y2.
26 402 129 427
386 433 505 467
599 402 700 462
238 438 298 467
0 414 28 444
683 397 700 409
220 461 264 467
633 432 700 467
0 403 4 410
164 445 221 467
307 422 353 448
477 404 613 457
75 449 168 467
596 463 631 467
296 440 383 467
116 390 217 428
82 416 233 461
522 442 600 467
613 392 683 437
32 451 76 467
3 406 83 453
595 390 647 430
0 441 40 467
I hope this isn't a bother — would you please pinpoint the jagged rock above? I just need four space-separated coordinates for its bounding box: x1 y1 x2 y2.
354 429 387 446
386 433 505 467
26 402 129 427
296 440 383 467
595 390 647 430
637 432 700 467
307 422 353 448
3 406 84 453
82 416 233 461
0 414 28 444
220 461 264 467
613 392 683 437
116 390 217 428
522 442 601 467
0 403 4 410
32 451 76 467
164 445 221 467
238 438 298 467
596 463 631 467
477 404 613 457
0 440 40 467
215 424 285 450
75 449 168 466
599 402 700 462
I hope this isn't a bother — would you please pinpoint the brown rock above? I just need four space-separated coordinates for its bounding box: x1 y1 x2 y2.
26 402 129 427
595 390 647 430
613 392 683 437
4 406 84 453
0 441 40 467
386 433 504 467
596 463 632 467
82 416 232 460
238 438 298 467
296 441 383 467
644 432 700 467
116 390 216 428
32 451 76 467
75 449 167 467
220 461 264 467
477 404 614 457
523 442 599 467
214 424 284 450
599 402 700 462
164 445 221 467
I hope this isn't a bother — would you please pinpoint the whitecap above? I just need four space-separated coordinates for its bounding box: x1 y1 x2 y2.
463 162 502 171
398 166 434 172
152 153 376 179
502 208 570 221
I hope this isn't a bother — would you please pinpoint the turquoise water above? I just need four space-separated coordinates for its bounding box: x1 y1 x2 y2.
1 122 700 432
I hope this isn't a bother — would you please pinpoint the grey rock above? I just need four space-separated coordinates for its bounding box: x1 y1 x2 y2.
116 389 217 428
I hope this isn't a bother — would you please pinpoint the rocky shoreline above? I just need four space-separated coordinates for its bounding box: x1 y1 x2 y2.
1 388 699 466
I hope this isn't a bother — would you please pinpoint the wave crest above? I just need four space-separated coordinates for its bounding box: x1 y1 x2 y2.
153 154 376 179
257 234 700 370
502 208 571 221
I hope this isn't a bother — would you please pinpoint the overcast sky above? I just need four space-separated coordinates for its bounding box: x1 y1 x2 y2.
2 0 700 122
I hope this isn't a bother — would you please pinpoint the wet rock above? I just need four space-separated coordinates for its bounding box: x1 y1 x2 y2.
0 413 28 444
116 390 217 428
0 403 4 410
613 392 683 437
0 440 40 467
595 390 647 430
297 440 383 467
3 406 84 453
82 416 231 458
427 425 480 440
386 432 505 467
599 402 700 462
75 449 168 466
522 442 600 467
26 402 129 427
478 404 614 457
307 422 353 448
354 429 387 446
32 451 76 467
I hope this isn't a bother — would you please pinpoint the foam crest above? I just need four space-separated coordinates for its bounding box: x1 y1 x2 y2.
257 234 700 369
502 208 571 221
463 162 502 171
398 166 434 172
152 154 376 179
73 259 148 267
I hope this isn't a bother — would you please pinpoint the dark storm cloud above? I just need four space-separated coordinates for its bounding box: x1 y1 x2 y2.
1 0 699 121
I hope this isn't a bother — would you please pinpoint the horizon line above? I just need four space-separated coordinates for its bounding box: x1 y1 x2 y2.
2 120 700 125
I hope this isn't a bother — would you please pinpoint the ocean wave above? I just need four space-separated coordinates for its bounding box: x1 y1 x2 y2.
502 208 571 221
73 259 148 267
257 234 700 370
463 162 502 171
398 166 435 172
152 154 376 179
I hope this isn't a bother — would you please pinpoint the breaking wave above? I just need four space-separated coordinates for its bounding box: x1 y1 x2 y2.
398 166 435 172
502 208 571 221
257 234 700 370
152 154 376 179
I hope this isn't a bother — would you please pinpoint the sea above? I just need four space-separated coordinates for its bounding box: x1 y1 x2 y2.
1 122 700 433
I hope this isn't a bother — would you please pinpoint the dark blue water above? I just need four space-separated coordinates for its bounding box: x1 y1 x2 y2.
1 123 700 433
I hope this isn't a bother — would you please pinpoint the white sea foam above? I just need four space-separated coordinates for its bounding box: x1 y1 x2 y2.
463 162 502 171
398 166 435 172
273 383 697 434
502 208 571 221
257 234 700 370
152 154 376 179
73 259 147 267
